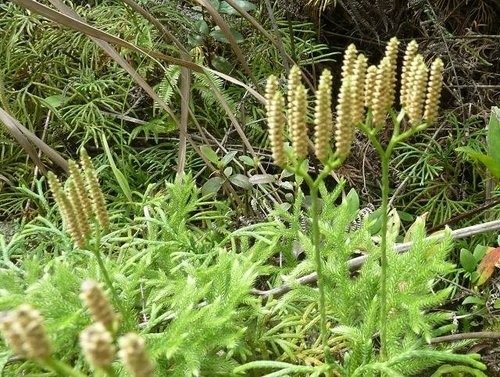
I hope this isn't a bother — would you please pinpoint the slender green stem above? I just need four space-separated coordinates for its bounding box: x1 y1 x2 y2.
91 231 127 328
378 150 391 360
309 185 332 365
292 161 339 369
41 357 89 377
94 249 125 318
377 115 403 361
101 367 119 377
290 158 344 372
360 120 402 361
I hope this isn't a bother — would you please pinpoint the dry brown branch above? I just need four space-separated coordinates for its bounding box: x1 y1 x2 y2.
251 219 500 298
430 332 500 345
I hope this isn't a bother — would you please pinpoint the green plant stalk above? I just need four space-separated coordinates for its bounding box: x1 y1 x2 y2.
360 110 427 361
41 357 89 377
91 231 127 327
378 149 391 361
93 248 124 316
100 367 119 377
309 185 331 363
293 159 341 368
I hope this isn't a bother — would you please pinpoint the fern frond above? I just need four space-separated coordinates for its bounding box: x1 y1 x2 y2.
153 65 181 113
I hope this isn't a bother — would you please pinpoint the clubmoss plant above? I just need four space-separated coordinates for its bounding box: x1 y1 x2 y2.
0 305 87 377
256 38 487 376
0 304 51 361
47 150 124 321
0 295 151 377
264 49 367 372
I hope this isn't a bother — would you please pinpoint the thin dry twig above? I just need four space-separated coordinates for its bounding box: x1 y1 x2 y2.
251 219 500 297
430 332 500 344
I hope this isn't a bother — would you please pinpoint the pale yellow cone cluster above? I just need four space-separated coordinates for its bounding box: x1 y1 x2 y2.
287 65 309 160
400 41 444 126
423 58 445 124
0 287 153 375
79 280 153 375
118 333 154 377
314 69 333 162
400 40 419 108
47 150 109 248
265 38 444 167
80 279 119 332
80 149 110 230
369 37 400 126
407 55 428 125
341 44 358 79
266 57 366 165
0 305 51 360
364 65 377 109
79 280 118 370
80 322 116 370
334 51 368 159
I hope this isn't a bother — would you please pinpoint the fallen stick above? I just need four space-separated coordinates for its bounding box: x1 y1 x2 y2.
251 219 500 298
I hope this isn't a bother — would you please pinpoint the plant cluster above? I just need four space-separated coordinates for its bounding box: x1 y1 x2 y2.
1 0 499 376
1 37 495 376
242 37 486 376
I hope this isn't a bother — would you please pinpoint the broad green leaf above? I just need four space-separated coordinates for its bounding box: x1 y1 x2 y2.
345 188 359 214
462 296 484 306
488 106 500 165
229 174 251 189
221 150 238 166
460 248 477 273
210 27 244 44
239 155 255 166
41 94 67 108
368 208 383 235
386 208 400 242
473 244 488 263
469 271 479 283
223 166 233 177
218 0 256 15
200 145 220 165
101 134 132 201
248 174 276 185
456 147 500 179
404 213 427 242
397 210 414 222
202 176 224 196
